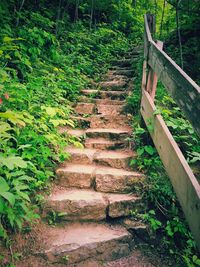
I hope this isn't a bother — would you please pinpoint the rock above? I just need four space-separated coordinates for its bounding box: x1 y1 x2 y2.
44 188 142 221
99 80 127 91
81 89 127 100
90 115 129 129
96 104 124 116
75 103 96 114
95 166 145 193
56 164 95 189
59 128 85 138
65 148 96 165
38 223 132 264
122 219 149 241
45 188 107 221
85 138 126 150
94 150 135 170
85 128 131 140
107 193 142 218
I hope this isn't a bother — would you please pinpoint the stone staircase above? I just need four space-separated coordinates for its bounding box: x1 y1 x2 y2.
33 50 149 266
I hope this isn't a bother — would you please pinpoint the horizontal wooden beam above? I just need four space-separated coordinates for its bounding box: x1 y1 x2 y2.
141 89 200 250
144 15 200 137
148 43 200 136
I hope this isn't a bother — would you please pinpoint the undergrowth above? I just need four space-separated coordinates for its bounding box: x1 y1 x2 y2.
0 3 131 246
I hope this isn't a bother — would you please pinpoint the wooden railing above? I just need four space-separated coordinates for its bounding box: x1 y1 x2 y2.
141 14 200 250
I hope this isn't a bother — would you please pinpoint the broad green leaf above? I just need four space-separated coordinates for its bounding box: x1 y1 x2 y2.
0 110 26 127
0 177 9 193
3 36 14 43
0 122 11 133
17 175 35 182
0 192 15 206
15 218 22 230
144 146 155 155
137 148 144 156
17 144 32 150
50 119 74 127
17 191 30 202
0 156 27 170
41 106 57 117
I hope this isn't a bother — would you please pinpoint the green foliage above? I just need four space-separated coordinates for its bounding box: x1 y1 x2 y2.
0 0 132 241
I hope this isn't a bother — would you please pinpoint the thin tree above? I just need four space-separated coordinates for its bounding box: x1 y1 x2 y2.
74 0 79 22
159 0 166 39
90 0 94 30
154 0 158 17
55 0 63 36
176 0 183 69
16 0 25 26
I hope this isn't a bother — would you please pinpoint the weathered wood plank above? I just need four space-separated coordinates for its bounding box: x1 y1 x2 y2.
141 89 200 250
146 41 163 100
144 14 200 136
147 40 200 136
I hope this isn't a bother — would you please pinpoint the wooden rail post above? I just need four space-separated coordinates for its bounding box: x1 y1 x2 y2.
146 41 163 101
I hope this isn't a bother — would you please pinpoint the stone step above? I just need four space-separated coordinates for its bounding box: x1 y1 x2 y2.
111 58 133 68
72 114 129 129
61 128 131 141
60 128 85 138
85 137 128 150
71 116 91 129
90 114 129 129
108 69 134 77
86 128 131 140
37 222 132 264
102 74 130 82
74 102 96 114
111 65 134 71
44 187 142 221
74 102 125 116
65 147 136 169
96 104 124 116
65 147 96 164
79 96 126 105
102 75 130 82
56 164 144 193
56 164 95 189
98 80 127 91
94 150 136 170
81 89 128 100
95 166 144 193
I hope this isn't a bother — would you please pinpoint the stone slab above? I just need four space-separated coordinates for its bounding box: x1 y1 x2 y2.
39 223 132 264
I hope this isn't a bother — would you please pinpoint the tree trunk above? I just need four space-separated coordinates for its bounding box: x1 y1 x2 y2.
154 0 158 16
16 0 25 26
90 0 94 30
176 0 183 69
159 0 166 39
55 0 63 36
74 0 79 22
